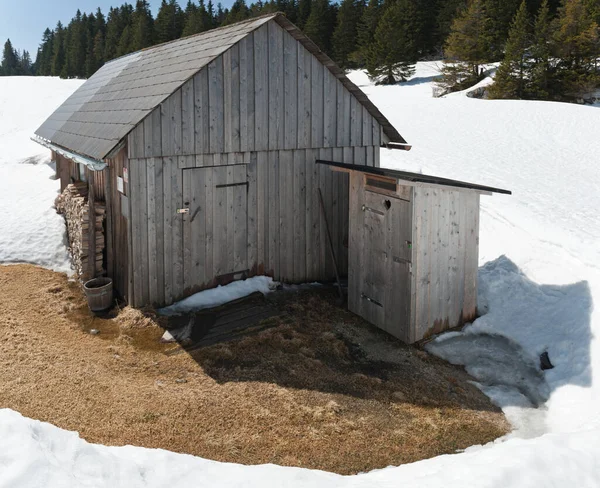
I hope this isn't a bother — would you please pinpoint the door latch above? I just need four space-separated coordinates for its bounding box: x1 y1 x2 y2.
176 208 189 214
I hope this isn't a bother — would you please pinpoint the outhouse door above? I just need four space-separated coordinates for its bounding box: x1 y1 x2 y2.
358 186 412 342
182 165 249 290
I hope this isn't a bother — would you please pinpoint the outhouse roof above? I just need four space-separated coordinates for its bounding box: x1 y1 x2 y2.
316 160 512 195
34 13 407 161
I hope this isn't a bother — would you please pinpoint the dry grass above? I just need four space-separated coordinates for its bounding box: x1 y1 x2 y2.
0 264 509 474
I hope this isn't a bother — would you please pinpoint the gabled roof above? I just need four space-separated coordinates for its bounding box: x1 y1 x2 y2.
316 160 512 195
35 13 406 161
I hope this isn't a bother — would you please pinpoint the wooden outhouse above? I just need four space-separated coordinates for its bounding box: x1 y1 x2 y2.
33 13 410 309
317 161 510 343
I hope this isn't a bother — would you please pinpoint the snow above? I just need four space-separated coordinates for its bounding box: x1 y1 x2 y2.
0 76 83 272
2 65 600 486
158 275 276 316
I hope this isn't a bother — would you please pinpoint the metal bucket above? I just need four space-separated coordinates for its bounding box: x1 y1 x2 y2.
83 277 113 312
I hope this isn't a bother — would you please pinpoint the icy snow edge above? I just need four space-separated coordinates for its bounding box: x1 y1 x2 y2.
158 276 276 316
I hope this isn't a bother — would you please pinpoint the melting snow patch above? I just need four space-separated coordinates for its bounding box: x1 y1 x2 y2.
158 276 277 316
426 332 550 408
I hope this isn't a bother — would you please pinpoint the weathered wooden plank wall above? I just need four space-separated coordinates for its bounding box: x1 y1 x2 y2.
126 147 369 307
129 21 380 161
104 146 130 302
411 187 480 342
347 173 413 343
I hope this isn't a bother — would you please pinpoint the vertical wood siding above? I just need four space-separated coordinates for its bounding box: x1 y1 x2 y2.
129 21 382 160
104 146 130 302
411 188 480 342
126 148 366 307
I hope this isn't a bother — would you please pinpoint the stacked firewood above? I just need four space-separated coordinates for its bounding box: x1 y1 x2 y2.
55 182 105 281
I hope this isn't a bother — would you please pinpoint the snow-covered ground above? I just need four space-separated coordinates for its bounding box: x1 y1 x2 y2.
1 64 600 486
0 76 83 272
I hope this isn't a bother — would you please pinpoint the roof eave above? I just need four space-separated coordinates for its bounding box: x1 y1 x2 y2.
32 135 107 171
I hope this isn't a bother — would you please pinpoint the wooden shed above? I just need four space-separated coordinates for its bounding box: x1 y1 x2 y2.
33 12 510 344
317 161 510 343
33 13 409 309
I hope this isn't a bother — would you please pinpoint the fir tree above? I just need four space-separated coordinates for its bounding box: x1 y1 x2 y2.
297 0 312 27
155 0 185 43
356 0 383 65
304 0 337 54
488 1 531 99
52 22 67 77
1 39 19 76
367 0 420 84
553 0 599 96
20 50 34 75
434 0 467 54
117 24 134 56
440 0 492 93
35 28 55 75
223 0 250 25
332 0 365 69
132 1 155 50
483 0 521 59
529 0 554 99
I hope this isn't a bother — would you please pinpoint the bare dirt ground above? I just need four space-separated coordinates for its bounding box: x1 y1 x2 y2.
0 264 509 474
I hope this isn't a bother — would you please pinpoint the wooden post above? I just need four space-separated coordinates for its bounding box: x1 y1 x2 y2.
88 170 96 280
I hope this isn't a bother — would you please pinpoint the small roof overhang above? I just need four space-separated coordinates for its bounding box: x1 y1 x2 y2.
316 160 512 195
31 135 107 171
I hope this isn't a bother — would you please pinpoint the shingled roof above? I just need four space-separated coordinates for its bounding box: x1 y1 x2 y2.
35 13 406 161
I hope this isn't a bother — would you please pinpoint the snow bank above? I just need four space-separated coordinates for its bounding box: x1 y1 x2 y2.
159 276 276 315
0 76 83 272
2 408 600 488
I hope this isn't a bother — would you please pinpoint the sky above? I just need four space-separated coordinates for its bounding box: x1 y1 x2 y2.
0 0 234 58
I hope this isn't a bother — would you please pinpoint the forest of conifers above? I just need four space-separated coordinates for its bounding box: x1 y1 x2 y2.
0 0 598 101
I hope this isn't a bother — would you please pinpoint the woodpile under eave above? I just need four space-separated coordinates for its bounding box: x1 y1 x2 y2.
55 182 105 282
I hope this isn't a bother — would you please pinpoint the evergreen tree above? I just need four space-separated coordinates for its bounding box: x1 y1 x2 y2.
439 0 492 93
35 28 55 75
1 39 19 76
356 0 383 65
488 1 531 99
366 0 420 84
553 0 599 96
215 3 226 24
64 10 88 78
20 50 34 75
132 1 155 50
117 24 134 56
155 0 185 43
52 22 67 76
435 0 467 54
297 0 312 27
529 0 554 98
304 0 338 54
223 0 251 25
483 0 521 59
206 0 217 28
332 0 365 69
104 7 121 61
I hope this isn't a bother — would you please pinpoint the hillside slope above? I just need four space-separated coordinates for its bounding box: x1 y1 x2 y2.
1 67 600 487
0 76 83 272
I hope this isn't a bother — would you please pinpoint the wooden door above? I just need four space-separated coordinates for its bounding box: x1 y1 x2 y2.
183 165 249 292
360 190 412 340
